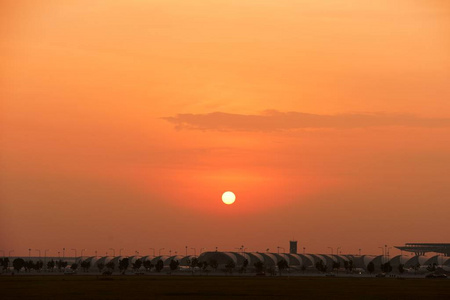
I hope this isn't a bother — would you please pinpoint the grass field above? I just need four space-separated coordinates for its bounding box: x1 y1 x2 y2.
1 275 449 299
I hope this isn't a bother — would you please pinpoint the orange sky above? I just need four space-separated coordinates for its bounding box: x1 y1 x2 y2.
1 0 450 257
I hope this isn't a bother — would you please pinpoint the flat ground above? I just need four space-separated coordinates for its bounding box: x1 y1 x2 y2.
0 275 449 300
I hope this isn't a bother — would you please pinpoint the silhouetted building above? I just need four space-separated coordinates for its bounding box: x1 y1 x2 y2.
395 243 450 256
289 240 298 254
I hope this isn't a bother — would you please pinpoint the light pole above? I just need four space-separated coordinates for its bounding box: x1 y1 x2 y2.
119 248 124 256
63 248 65 259
359 249 361 256
159 248 164 256
95 250 98 258
385 245 388 264
44 249 50 265
35 249 41 258
191 248 196 257
81 249 87 259
29 248 31 258
185 246 188 256
303 247 306 255
72 249 77 262
378 247 384 264
387 247 392 260
328 247 333 255
169 250 172 256
109 248 115 257
337 247 341 255
149 248 155 257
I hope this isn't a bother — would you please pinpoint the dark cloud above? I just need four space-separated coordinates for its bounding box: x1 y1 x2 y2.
164 110 450 131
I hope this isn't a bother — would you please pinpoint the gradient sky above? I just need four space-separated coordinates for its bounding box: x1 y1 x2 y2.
1 0 450 257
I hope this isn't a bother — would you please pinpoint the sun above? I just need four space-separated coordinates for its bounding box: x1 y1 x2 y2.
222 191 236 205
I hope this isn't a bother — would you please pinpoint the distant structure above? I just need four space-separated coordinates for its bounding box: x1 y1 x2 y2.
289 240 298 254
395 243 450 256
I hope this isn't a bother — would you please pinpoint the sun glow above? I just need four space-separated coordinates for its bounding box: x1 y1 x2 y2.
222 191 236 205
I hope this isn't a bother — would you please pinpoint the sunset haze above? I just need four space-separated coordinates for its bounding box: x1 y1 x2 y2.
1 0 450 257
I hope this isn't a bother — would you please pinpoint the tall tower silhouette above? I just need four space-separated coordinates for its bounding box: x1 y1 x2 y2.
289 240 298 254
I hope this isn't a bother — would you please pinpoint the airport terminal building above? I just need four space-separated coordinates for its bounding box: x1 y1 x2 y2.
395 243 450 256
11 250 450 274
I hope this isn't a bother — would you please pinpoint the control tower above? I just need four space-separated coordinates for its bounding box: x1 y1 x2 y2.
289 240 298 254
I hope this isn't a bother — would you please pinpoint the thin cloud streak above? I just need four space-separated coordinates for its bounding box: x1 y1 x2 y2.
164 110 450 132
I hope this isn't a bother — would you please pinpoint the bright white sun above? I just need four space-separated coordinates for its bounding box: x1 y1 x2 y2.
222 191 236 205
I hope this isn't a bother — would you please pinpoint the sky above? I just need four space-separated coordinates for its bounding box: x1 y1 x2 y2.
1 0 450 257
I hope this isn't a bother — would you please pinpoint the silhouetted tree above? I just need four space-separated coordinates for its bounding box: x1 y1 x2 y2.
70 263 78 271
348 260 354 273
201 261 209 273
243 259 249 269
381 262 392 273
155 259 164 272
80 260 91 272
315 260 327 273
209 259 218 272
97 262 105 273
13 258 25 273
56 260 68 271
47 259 55 272
1 257 9 272
56 260 62 271
239 259 249 274
119 258 129 273
132 259 142 271
332 262 341 274
106 261 115 271
24 260 35 272
225 261 236 274
143 260 153 272
254 261 264 273
169 259 179 273
5 257 10 270
398 264 405 274
86 260 92 272
367 262 375 275
277 259 289 276
34 260 43 272
190 258 199 269
196 261 203 269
